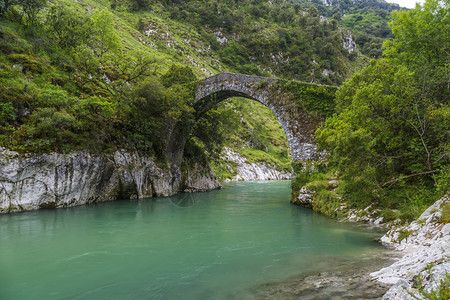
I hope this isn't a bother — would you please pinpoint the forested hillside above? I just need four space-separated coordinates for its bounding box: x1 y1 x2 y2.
0 0 385 163
293 0 400 58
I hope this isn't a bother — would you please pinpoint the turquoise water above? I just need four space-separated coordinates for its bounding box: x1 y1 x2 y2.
0 181 386 299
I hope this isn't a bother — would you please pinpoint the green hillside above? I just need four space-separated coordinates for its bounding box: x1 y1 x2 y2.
0 0 395 170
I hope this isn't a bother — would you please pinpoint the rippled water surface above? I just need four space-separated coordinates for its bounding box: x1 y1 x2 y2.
0 181 388 299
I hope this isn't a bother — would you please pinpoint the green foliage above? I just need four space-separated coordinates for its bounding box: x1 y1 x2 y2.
158 0 363 84
441 202 450 224
193 105 239 155
340 9 392 58
277 80 337 116
20 0 46 25
45 5 91 49
410 272 450 300
0 102 15 126
125 77 194 156
7 53 48 73
160 64 197 88
0 2 197 157
0 0 18 18
379 209 398 223
127 0 153 11
310 0 449 220
398 229 415 241
210 157 237 182
0 24 30 53
384 0 449 65
90 9 120 58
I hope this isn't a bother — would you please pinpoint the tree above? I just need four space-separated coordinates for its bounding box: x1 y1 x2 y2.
45 5 91 49
19 0 46 25
383 0 449 103
315 0 449 209
128 0 152 11
90 9 120 58
0 0 17 18
160 64 197 88
0 102 15 127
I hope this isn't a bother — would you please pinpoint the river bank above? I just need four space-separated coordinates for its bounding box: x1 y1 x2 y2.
0 148 220 213
0 144 293 213
371 195 450 299
291 192 449 299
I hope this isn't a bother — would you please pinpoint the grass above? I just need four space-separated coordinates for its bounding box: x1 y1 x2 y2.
210 159 237 182
227 98 292 173
398 229 415 241
440 202 450 223
50 0 224 78
410 272 450 300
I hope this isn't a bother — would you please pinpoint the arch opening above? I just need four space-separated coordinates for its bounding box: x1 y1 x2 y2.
192 95 293 181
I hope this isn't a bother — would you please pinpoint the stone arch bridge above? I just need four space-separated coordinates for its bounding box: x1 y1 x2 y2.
168 72 337 165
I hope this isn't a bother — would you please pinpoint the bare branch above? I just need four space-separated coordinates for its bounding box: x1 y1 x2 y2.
382 170 438 188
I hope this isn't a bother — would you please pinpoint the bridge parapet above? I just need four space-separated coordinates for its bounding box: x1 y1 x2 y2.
195 73 277 109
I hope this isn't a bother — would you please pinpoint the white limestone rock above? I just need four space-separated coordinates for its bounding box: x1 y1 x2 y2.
0 148 220 213
220 147 291 181
371 195 450 299
292 187 313 207
341 30 358 53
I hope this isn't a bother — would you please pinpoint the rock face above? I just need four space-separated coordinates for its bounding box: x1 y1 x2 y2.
291 187 313 208
371 195 450 299
221 147 291 181
341 30 358 53
0 148 221 213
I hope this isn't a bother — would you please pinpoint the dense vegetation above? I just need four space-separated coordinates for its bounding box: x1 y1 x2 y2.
292 0 400 58
294 0 449 222
0 0 376 167
158 0 359 84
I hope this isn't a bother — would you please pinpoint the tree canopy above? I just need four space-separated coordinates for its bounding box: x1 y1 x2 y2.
314 0 449 219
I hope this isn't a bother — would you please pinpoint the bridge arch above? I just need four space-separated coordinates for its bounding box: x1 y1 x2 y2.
195 73 319 162
167 72 336 165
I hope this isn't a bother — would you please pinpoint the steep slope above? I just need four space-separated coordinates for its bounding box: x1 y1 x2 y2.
0 0 399 181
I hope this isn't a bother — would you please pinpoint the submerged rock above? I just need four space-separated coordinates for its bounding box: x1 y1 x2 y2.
236 253 395 299
0 148 220 213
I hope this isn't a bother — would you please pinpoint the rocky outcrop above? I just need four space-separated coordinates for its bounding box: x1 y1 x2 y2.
341 30 358 54
221 147 291 181
371 195 450 299
291 187 313 208
0 148 220 213
343 205 386 226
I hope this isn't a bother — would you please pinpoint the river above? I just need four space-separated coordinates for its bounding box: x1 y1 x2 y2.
0 181 394 299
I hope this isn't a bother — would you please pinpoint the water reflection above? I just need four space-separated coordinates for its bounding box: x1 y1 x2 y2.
0 181 389 300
